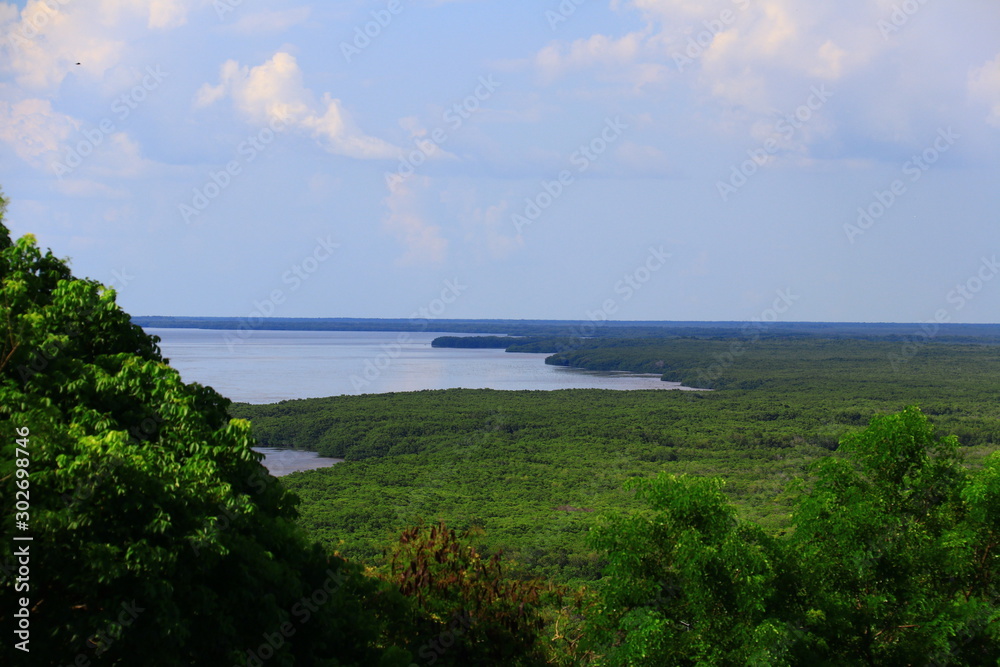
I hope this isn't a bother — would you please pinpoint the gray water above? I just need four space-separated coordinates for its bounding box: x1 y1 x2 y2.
146 328 698 404
251 447 343 477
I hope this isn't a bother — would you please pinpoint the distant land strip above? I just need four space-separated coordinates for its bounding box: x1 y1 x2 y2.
132 316 1000 342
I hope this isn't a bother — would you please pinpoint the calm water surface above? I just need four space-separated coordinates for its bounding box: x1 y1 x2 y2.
146 328 697 404
251 447 343 477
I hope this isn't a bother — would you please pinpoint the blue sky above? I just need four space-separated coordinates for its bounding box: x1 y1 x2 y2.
1 0 998 323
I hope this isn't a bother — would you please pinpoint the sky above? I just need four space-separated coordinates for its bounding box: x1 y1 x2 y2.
0 0 998 324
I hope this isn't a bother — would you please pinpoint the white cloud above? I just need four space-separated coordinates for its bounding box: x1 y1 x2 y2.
54 178 129 199
0 97 78 169
383 178 448 265
86 133 153 179
196 52 401 160
533 0 985 157
624 0 723 20
0 92 154 179
970 54 1000 127
98 0 197 30
396 116 458 162
196 53 313 125
613 140 677 177
545 0 882 108
304 94 401 160
228 7 312 34
1 0 125 92
145 0 194 29
533 30 668 91
536 32 642 79
474 201 519 259
441 187 518 260
692 1 879 111
0 3 16 24
0 0 195 93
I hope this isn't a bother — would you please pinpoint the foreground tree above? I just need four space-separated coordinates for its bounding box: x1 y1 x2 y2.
790 406 1000 665
592 407 1000 665
589 473 792 665
0 194 411 664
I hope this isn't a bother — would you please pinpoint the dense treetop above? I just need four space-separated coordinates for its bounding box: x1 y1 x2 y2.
0 195 409 665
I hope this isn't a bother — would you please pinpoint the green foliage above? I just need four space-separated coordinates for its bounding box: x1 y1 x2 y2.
546 336 1000 399
229 324 1000 663
432 336 523 348
235 334 1000 583
430 335 595 354
789 407 1000 665
591 408 1000 666
0 218 409 665
589 474 789 665
238 388 845 582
